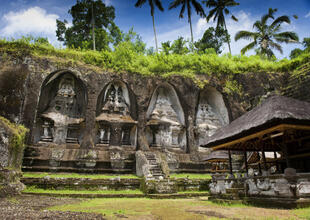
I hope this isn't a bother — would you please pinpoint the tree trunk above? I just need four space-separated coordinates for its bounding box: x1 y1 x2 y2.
188 3 194 44
223 20 231 54
152 14 159 53
91 2 96 51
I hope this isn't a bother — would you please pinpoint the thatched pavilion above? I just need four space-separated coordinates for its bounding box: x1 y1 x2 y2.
203 96 310 208
203 95 310 174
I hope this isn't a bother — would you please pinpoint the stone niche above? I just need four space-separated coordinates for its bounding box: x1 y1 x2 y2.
96 80 137 147
146 83 186 151
34 71 87 145
195 87 229 147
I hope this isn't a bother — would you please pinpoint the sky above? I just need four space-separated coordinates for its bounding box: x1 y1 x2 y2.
0 0 309 58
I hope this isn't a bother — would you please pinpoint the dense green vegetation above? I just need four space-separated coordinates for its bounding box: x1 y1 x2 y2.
22 172 139 179
1 38 309 79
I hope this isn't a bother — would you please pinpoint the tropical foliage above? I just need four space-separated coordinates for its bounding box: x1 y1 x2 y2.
56 0 122 51
1 37 309 78
135 0 164 52
203 0 239 54
194 26 230 54
169 0 206 43
290 37 310 59
235 8 299 58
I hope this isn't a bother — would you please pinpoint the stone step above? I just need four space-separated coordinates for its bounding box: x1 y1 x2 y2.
22 166 134 174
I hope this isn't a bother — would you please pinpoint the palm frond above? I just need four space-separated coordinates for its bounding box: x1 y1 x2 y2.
224 8 229 15
241 41 256 54
203 0 218 7
262 8 275 25
179 3 186 18
235 30 257 41
154 0 164 11
231 15 238 21
274 31 299 42
206 8 217 21
270 15 290 30
225 0 240 7
269 41 283 54
192 0 206 17
168 0 183 10
135 0 147 7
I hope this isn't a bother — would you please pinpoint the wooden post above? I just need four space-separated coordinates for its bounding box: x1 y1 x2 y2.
274 151 280 173
257 151 262 175
243 149 248 175
282 143 291 168
262 149 268 171
228 149 233 175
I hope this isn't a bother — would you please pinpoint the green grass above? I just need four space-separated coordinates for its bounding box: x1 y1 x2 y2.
170 173 212 179
22 172 139 179
23 186 143 195
48 198 300 220
292 206 310 219
177 190 209 194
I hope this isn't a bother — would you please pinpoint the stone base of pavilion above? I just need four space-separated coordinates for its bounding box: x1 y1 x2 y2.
209 169 310 208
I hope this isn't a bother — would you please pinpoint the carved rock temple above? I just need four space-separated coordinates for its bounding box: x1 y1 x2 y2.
15 68 231 175
1 52 310 186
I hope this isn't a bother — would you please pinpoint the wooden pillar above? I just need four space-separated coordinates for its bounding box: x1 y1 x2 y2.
262 149 268 171
228 149 233 175
243 149 248 175
282 143 291 168
274 151 280 173
257 151 262 175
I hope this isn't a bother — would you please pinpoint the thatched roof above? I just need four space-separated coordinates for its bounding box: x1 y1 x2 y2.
203 96 310 148
202 150 228 162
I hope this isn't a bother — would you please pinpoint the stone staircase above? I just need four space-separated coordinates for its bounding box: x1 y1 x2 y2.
144 152 165 179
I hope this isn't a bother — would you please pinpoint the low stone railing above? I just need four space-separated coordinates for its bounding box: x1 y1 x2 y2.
209 169 310 202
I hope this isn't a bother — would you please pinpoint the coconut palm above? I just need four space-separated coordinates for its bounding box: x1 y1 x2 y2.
135 0 164 52
235 8 299 58
203 0 239 54
169 0 206 44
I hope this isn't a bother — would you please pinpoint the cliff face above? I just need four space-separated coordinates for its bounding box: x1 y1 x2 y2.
0 116 27 197
0 49 308 174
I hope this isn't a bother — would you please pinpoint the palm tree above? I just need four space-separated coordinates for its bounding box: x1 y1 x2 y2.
235 8 299 58
203 0 239 54
135 0 164 53
169 0 206 44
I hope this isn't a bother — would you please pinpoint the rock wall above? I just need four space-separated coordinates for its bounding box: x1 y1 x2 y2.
0 117 28 197
0 52 309 174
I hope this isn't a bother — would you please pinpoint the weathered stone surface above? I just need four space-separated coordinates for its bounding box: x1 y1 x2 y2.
1 52 309 175
135 151 149 177
0 117 27 197
141 178 177 194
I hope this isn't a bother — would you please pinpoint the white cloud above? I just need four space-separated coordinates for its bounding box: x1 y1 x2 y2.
225 11 257 55
104 0 112 6
306 11 310 18
1 7 59 45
